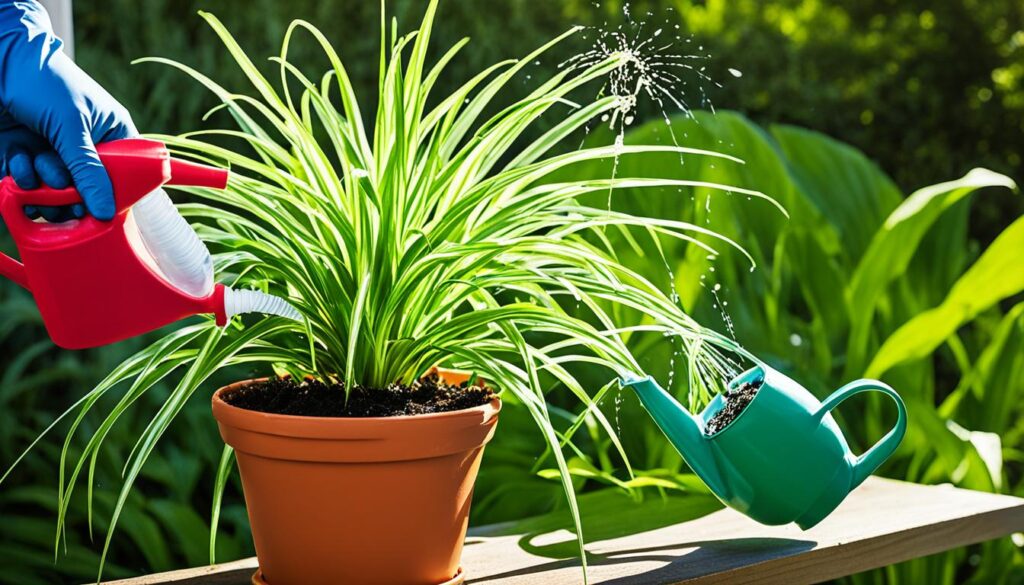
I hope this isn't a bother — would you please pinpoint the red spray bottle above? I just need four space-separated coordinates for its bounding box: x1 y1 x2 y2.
0 138 299 349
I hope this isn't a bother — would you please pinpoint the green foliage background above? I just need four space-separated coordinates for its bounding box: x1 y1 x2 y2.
74 0 1024 237
1 0 1022 583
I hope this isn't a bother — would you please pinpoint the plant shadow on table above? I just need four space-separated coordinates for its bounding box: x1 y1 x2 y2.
467 486 816 583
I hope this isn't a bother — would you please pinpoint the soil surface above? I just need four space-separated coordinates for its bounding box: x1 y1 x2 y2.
223 371 495 417
704 379 762 436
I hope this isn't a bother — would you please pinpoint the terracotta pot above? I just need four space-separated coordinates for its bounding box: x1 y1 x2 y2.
212 369 500 585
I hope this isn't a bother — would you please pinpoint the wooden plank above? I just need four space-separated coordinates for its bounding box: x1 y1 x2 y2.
102 478 1024 585
101 558 257 585
462 478 1024 584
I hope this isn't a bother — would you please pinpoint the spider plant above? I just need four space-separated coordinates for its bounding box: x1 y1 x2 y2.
4 0 781 578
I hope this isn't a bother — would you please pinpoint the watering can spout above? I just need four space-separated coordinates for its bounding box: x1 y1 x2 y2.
619 375 729 497
168 157 229 190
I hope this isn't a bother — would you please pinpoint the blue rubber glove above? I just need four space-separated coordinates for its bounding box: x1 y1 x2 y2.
0 0 136 221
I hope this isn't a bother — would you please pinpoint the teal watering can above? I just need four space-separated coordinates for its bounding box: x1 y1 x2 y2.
621 364 907 529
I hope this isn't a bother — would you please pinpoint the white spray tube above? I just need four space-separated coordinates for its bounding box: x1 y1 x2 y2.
130 188 301 321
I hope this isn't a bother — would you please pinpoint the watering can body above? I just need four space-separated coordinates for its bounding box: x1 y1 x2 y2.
0 139 230 349
623 365 907 529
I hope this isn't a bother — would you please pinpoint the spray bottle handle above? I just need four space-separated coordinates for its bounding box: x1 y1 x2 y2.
6 140 228 212
8 184 84 208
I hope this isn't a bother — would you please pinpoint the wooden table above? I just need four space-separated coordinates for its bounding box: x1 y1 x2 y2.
104 478 1024 585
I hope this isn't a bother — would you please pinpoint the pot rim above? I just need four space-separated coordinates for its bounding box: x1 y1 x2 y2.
212 376 501 441
213 380 502 422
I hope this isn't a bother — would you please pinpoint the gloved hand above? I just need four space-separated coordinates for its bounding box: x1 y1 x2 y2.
0 0 136 221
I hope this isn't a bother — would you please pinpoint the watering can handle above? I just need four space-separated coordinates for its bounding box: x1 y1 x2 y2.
818 380 907 490
8 184 85 208
0 179 30 289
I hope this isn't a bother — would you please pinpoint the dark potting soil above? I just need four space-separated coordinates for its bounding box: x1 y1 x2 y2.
704 379 762 436
223 372 495 417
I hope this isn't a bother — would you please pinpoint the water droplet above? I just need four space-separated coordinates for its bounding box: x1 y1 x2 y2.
789 334 803 347
614 388 623 435
713 283 721 292
728 68 743 78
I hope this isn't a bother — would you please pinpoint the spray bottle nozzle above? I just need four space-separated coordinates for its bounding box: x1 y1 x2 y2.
167 158 229 190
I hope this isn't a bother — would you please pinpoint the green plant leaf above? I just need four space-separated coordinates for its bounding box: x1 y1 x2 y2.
846 168 1017 376
771 124 902 260
867 214 1024 378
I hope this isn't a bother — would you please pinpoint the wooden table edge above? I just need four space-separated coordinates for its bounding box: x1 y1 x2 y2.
680 500 1024 584
97 480 1024 585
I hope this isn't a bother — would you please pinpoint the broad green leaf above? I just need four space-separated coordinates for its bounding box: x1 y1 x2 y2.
972 303 1024 432
867 215 1024 377
771 124 902 261
846 168 1017 375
